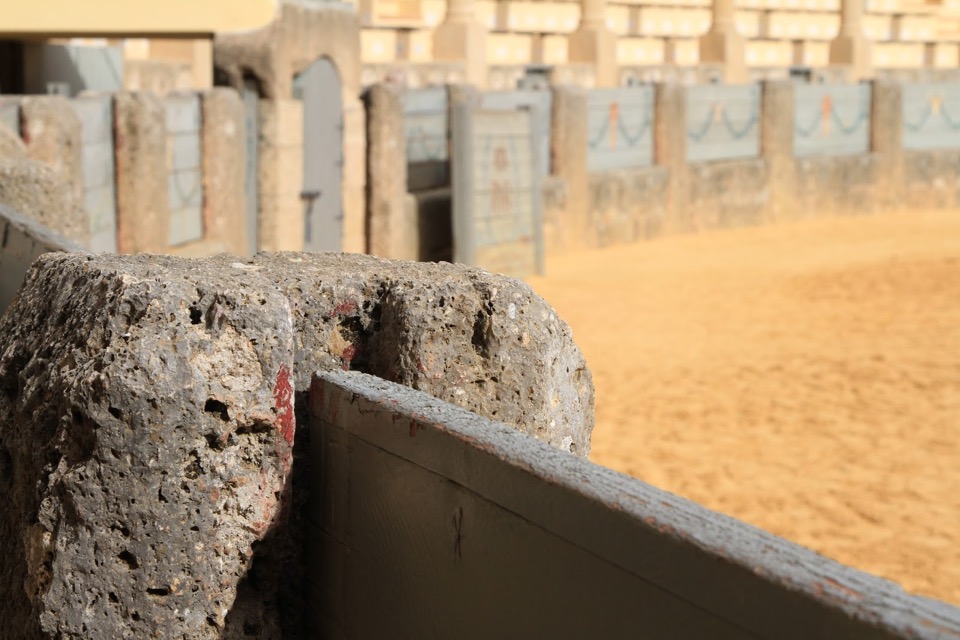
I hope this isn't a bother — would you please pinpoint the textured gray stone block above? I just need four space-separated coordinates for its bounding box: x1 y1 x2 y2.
0 252 594 639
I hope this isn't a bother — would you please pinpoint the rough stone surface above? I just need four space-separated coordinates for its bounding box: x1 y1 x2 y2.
0 122 27 160
0 158 89 246
0 254 297 639
19 96 84 203
0 252 594 639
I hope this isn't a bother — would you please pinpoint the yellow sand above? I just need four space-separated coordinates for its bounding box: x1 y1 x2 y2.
528 209 960 605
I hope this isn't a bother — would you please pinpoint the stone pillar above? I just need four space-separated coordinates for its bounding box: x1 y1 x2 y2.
870 79 903 210
699 0 747 83
654 82 689 233
569 0 618 87
342 94 368 254
114 92 171 254
433 0 488 88
19 96 84 203
761 80 798 222
549 87 590 250
365 84 416 260
829 0 872 81
199 88 247 256
257 99 305 252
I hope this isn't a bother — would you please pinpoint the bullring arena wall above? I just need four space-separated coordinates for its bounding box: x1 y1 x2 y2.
4 75 960 281
368 76 960 274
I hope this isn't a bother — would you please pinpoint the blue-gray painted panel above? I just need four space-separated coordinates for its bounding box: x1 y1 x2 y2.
686 84 761 163
452 105 543 278
480 90 552 177
404 87 448 163
164 95 203 246
793 84 871 158
71 95 117 253
0 99 18 135
587 87 654 172
902 82 960 151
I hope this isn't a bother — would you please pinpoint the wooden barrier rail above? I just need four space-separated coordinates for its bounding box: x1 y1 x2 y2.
309 369 960 639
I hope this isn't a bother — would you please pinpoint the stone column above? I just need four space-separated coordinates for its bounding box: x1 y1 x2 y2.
761 80 798 222
433 0 488 88
199 88 247 256
870 79 904 210
654 82 689 233
257 99 305 252
549 87 591 250
114 92 171 254
365 84 416 260
829 0 872 81
699 0 747 83
569 0 618 87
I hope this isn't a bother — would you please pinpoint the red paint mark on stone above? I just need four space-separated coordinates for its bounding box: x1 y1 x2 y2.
417 357 426 373
341 344 356 371
273 365 295 445
333 300 357 316
409 421 423 438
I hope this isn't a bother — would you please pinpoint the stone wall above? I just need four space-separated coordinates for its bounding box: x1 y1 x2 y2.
540 78 960 256
214 2 366 254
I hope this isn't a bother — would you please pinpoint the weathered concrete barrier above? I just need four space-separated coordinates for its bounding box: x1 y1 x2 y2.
0 252 593 638
0 155 89 247
310 369 960 639
0 204 86 314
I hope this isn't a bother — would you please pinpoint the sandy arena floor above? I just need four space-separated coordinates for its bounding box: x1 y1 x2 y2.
528 209 960 605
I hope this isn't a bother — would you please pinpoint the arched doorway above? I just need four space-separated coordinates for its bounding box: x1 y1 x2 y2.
293 58 343 252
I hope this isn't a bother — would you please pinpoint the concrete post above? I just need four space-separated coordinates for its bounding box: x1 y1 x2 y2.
199 88 247 256
19 96 84 204
114 92 171 254
699 0 747 83
365 84 416 260
761 80 798 222
550 87 591 249
654 82 689 233
569 0 618 87
342 94 368 254
433 0 488 88
257 99 305 252
870 79 903 211
829 0 872 81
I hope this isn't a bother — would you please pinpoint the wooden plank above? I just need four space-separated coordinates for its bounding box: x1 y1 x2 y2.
452 105 543 278
686 84 761 163
310 369 960 640
71 95 118 253
480 90 552 177
902 82 960 151
794 84 871 158
587 86 654 172
165 95 203 247
164 95 201 134
71 95 113 144
0 99 18 135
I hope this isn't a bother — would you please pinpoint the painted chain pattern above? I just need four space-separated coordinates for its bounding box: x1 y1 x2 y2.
686 102 759 143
